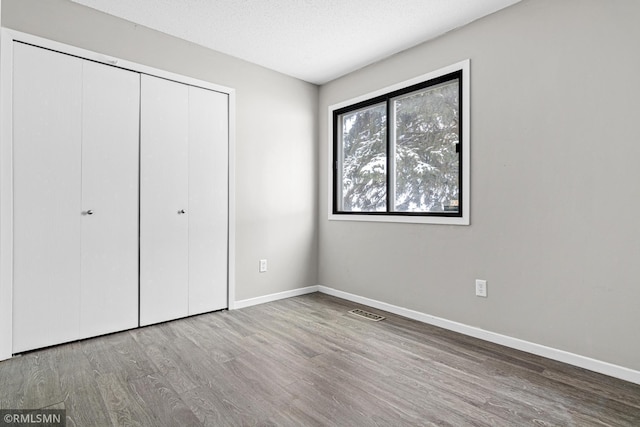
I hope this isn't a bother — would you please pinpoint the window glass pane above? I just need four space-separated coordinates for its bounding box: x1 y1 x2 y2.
339 103 387 212
393 80 459 213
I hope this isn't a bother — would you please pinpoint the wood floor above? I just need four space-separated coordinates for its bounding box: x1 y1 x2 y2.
1 293 639 426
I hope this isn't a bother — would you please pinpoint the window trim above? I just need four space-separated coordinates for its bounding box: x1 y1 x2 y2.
327 59 470 225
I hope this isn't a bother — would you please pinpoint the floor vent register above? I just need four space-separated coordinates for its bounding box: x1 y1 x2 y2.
348 309 385 322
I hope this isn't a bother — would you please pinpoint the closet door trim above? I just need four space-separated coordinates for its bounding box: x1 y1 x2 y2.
0 29 237 361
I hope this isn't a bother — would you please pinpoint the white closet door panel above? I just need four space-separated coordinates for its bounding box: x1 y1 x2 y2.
188 87 229 315
140 75 189 326
12 43 83 353
80 62 140 338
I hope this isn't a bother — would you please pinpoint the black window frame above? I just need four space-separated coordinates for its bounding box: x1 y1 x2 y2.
332 70 464 219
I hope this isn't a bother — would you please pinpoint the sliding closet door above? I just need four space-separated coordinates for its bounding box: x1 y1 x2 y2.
188 86 228 315
12 43 83 353
140 75 190 326
80 62 140 338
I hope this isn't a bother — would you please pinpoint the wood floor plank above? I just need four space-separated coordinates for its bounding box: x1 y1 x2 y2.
0 350 64 409
180 385 240 427
128 374 202 427
175 320 249 362
81 330 157 383
182 355 290 426
317 347 520 426
0 355 34 408
130 328 203 394
182 383 276 427
1 292 639 426
63 384 113 427
95 372 155 427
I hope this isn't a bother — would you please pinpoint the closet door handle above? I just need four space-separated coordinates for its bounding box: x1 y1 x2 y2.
85 210 94 215
178 209 186 214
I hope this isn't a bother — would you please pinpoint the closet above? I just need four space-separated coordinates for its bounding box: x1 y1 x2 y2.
11 41 228 353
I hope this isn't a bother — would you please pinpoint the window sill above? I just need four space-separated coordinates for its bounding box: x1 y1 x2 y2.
328 213 469 225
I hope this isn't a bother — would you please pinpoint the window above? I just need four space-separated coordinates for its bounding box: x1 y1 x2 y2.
329 60 469 225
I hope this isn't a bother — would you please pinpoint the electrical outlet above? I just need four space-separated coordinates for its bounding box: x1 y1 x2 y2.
475 279 487 297
259 259 268 273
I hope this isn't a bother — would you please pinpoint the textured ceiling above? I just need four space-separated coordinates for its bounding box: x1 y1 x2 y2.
70 0 522 85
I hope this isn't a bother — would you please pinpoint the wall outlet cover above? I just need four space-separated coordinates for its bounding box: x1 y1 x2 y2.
475 279 487 297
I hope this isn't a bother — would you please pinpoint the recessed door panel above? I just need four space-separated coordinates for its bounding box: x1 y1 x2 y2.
80 61 140 338
12 43 83 353
140 75 189 326
188 86 229 315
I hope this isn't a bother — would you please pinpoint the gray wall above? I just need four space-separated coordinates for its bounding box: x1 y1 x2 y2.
2 0 319 302
319 0 640 371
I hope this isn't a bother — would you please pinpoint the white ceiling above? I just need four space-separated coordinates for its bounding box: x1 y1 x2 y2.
70 0 522 85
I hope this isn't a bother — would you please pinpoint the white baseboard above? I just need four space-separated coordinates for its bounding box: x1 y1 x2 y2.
317 285 640 385
233 285 319 310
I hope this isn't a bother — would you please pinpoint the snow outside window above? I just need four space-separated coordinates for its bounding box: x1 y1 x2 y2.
329 60 470 225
